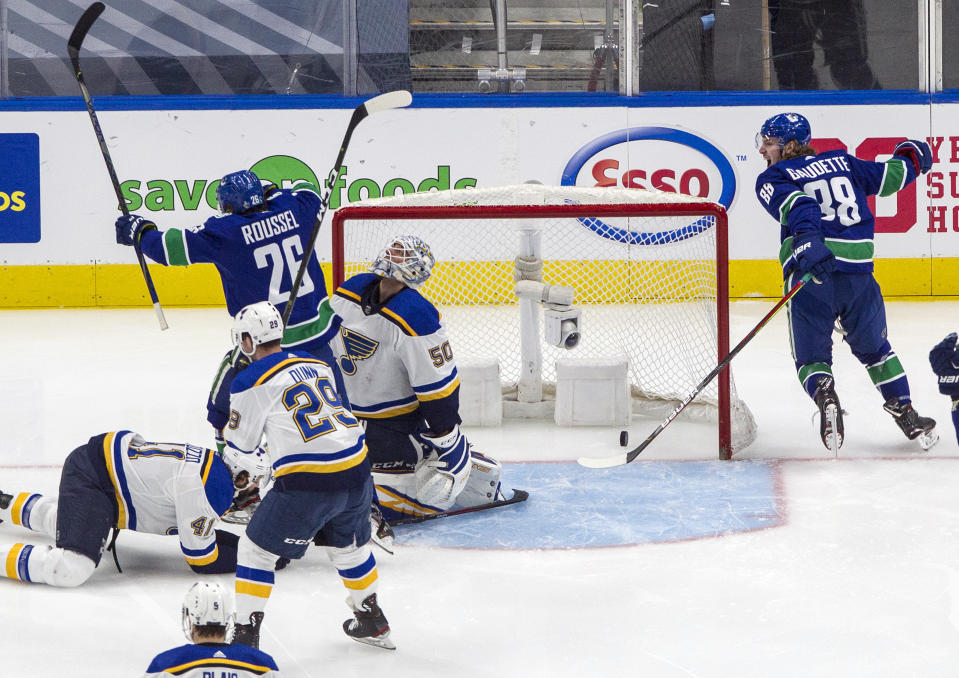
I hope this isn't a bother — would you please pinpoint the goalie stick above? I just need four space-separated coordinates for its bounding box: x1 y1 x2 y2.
281 89 413 327
578 273 814 468
388 489 529 526
68 2 168 331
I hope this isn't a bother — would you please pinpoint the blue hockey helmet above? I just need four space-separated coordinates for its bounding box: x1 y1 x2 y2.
216 170 264 214
756 112 812 148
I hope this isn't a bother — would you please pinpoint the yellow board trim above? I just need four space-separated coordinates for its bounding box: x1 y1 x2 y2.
0 258 955 307
5 543 24 580
236 580 273 598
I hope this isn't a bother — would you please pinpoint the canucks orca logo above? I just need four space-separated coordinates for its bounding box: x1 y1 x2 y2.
338 327 379 375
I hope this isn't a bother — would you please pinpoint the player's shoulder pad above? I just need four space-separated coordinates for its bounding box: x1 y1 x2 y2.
335 272 379 303
232 350 329 393
382 288 441 336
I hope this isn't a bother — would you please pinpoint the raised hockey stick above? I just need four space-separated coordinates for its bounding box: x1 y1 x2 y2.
388 489 529 526
68 2 168 331
578 273 813 468
281 89 413 327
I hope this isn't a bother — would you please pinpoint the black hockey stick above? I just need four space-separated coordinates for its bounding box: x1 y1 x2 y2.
281 90 413 328
578 273 813 468
388 489 529 526
68 2 168 331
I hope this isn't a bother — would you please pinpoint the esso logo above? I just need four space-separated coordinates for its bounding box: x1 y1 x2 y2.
561 127 737 208
0 190 26 212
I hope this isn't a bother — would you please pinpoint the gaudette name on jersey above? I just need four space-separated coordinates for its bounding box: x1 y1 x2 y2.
240 210 301 245
784 156 852 181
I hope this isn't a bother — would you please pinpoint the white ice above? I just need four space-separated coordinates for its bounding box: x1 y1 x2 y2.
3 301 959 677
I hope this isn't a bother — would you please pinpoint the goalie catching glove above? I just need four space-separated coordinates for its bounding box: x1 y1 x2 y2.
412 425 472 509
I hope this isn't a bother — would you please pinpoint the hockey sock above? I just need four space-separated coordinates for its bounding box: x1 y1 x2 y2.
798 362 832 400
0 493 56 537
329 543 379 609
0 543 46 582
235 536 276 622
865 351 910 402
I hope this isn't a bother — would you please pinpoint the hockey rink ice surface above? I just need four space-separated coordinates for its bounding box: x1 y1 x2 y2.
5 302 959 677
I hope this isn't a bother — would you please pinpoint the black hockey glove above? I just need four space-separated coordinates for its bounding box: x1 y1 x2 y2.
115 214 157 247
261 180 280 199
792 232 836 283
893 139 933 175
930 332 959 397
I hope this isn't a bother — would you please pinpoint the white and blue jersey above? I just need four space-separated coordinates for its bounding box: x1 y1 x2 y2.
144 642 279 677
226 351 369 492
755 150 918 276
138 182 337 351
329 273 461 431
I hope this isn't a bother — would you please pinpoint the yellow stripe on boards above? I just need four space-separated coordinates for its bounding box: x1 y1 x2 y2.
1 259 957 307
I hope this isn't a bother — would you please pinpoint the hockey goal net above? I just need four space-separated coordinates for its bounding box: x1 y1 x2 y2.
331 184 756 459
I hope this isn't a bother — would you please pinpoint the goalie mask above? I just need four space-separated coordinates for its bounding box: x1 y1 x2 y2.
216 170 264 215
232 301 284 357
181 581 234 642
371 234 435 289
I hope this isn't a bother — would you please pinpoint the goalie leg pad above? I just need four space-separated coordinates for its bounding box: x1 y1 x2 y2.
412 425 472 509
455 450 505 507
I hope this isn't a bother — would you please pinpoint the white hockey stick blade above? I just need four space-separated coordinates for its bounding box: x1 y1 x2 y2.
362 90 412 115
577 453 629 469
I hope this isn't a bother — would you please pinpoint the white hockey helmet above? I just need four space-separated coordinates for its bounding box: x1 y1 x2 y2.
221 445 271 490
232 301 284 357
371 234 435 289
181 581 234 642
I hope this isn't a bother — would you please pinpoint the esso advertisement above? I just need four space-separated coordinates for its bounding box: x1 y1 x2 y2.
561 126 737 208
0 133 40 243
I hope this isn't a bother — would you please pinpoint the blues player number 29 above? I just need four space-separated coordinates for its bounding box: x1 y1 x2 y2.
283 377 359 442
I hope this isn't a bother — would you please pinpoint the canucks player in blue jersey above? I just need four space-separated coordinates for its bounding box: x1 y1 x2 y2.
144 581 279 677
929 333 959 445
115 170 346 456
755 112 938 452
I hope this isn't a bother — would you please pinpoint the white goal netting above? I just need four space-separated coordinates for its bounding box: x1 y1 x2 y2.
332 184 757 457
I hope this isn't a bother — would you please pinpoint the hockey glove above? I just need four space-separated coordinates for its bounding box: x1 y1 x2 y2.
260 179 280 199
115 214 157 247
412 425 472 509
929 332 959 397
894 139 933 175
792 232 836 283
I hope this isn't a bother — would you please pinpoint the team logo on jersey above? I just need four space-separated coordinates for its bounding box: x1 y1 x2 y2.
560 126 737 243
338 327 379 375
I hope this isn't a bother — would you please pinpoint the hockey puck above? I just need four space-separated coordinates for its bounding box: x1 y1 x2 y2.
619 430 629 447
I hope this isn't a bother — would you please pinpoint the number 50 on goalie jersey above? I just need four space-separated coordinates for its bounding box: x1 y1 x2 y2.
330 272 461 433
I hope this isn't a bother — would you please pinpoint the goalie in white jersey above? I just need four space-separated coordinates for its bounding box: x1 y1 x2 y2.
330 235 507 523
0 431 266 587
224 301 393 651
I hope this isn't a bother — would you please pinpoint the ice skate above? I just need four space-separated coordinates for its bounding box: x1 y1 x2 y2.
813 375 844 454
370 503 395 555
343 593 395 650
232 611 264 649
883 398 938 450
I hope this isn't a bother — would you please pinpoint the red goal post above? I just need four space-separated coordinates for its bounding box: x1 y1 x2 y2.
331 185 756 459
